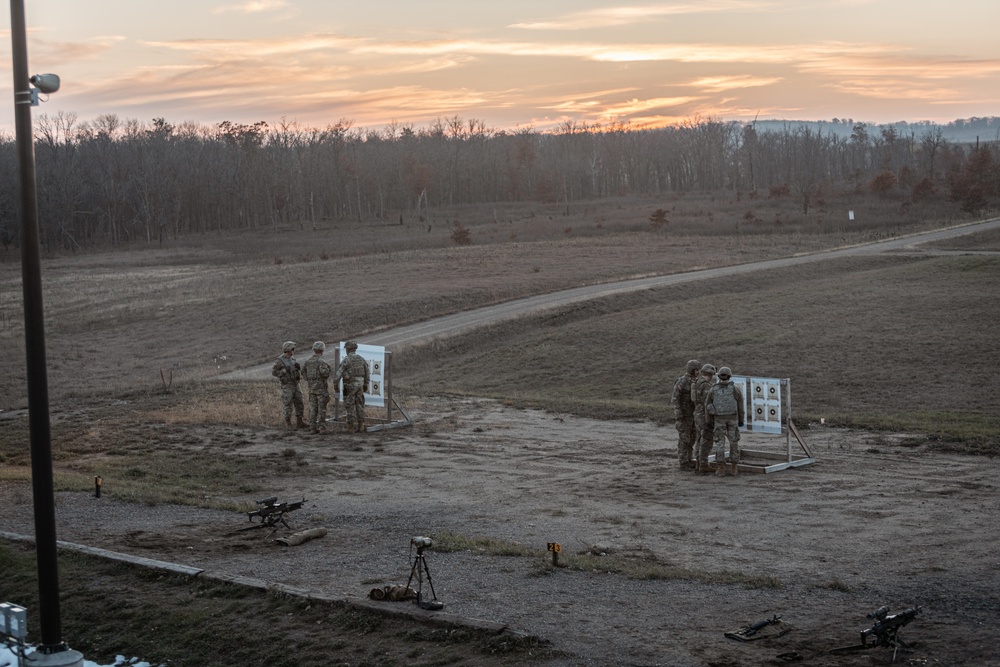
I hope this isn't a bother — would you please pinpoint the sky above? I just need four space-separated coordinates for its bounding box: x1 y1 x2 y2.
1 0 999 134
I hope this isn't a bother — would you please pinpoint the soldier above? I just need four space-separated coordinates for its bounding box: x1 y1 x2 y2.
271 341 306 430
335 340 370 433
706 366 745 477
671 359 701 470
691 363 717 474
303 341 332 434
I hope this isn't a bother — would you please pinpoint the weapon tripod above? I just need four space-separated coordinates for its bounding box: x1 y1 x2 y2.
405 545 443 610
236 496 304 540
831 606 921 663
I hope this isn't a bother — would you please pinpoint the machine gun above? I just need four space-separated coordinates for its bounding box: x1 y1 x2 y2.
238 496 305 539
831 605 921 662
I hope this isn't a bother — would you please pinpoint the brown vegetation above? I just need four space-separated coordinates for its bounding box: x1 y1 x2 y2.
1 189 999 665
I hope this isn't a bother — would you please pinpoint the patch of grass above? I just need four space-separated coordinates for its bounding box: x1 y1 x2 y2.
431 530 538 557
819 579 853 593
534 552 782 589
142 380 276 428
431 532 781 590
830 411 1000 456
54 450 313 509
399 254 1000 449
0 540 549 667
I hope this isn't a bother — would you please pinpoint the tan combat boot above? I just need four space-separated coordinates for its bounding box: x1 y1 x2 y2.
730 461 739 476
311 424 319 434
296 416 308 430
284 417 293 431
715 460 726 477
346 421 355 433
357 419 366 433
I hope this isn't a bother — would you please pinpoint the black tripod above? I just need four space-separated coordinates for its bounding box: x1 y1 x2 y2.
405 544 443 610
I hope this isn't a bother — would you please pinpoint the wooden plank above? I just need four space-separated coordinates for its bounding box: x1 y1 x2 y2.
788 419 814 458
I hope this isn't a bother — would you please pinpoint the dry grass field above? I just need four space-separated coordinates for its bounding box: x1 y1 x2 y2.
1 191 992 446
1 191 999 666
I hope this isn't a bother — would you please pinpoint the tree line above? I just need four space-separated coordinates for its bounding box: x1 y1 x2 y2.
0 112 997 250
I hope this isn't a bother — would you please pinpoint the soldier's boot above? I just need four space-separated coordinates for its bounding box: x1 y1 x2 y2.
346 421 356 433
296 416 308 430
715 460 727 477
284 417 293 431
356 419 366 433
730 461 739 476
311 424 320 434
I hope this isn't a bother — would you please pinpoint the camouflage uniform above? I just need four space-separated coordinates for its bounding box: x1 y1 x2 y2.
271 341 304 427
691 364 718 472
706 368 745 476
335 341 370 432
303 342 332 433
671 360 701 469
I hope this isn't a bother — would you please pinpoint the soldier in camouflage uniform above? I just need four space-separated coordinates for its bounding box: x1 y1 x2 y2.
303 341 332 434
671 359 701 470
335 340 370 433
706 366 745 477
271 341 306 430
691 363 717 474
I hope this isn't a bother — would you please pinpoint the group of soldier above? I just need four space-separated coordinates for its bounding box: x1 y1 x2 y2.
272 339 371 434
671 360 746 476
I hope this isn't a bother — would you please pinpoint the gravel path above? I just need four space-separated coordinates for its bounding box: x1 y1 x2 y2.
3 397 998 666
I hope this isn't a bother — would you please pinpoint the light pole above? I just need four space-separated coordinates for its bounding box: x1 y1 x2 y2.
8 1 83 665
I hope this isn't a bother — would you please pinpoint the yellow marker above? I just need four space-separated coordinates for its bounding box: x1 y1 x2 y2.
547 542 562 566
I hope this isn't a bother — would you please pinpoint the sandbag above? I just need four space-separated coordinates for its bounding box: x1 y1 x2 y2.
275 527 328 546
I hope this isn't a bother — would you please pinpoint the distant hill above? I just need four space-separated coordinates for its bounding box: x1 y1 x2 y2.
752 117 1000 144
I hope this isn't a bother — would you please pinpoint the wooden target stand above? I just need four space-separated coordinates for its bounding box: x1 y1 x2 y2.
331 345 412 432
707 376 816 474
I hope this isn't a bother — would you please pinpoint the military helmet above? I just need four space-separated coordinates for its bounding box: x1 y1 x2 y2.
701 363 717 374
686 359 701 373
718 366 732 379
312 341 326 351
282 341 295 352
345 340 358 351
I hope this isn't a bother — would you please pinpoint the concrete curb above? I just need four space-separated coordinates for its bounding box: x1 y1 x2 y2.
0 531 532 639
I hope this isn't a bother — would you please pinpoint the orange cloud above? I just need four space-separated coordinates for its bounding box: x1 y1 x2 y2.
689 75 783 92
212 0 289 14
511 2 776 30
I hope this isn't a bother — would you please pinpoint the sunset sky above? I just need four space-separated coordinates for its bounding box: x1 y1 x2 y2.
2 0 999 134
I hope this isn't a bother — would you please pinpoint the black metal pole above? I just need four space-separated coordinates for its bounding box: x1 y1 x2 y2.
9 0 67 652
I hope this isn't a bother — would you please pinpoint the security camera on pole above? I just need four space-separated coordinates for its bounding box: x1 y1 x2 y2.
8 0 83 664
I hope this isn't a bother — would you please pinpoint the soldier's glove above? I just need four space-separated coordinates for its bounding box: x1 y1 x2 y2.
363 385 369 393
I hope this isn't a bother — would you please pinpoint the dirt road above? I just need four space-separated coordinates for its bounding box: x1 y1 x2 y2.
223 217 1000 381
3 397 997 665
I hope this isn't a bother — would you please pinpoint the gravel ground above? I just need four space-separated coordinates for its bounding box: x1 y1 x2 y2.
2 398 998 666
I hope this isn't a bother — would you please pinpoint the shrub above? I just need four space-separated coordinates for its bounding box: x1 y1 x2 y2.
912 177 936 201
768 183 791 199
450 222 472 245
869 170 898 196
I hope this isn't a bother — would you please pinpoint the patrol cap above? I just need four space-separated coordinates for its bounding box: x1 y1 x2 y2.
282 341 295 352
718 366 732 379
345 340 358 351
701 363 716 374
312 341 326 351
686 359 701 373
